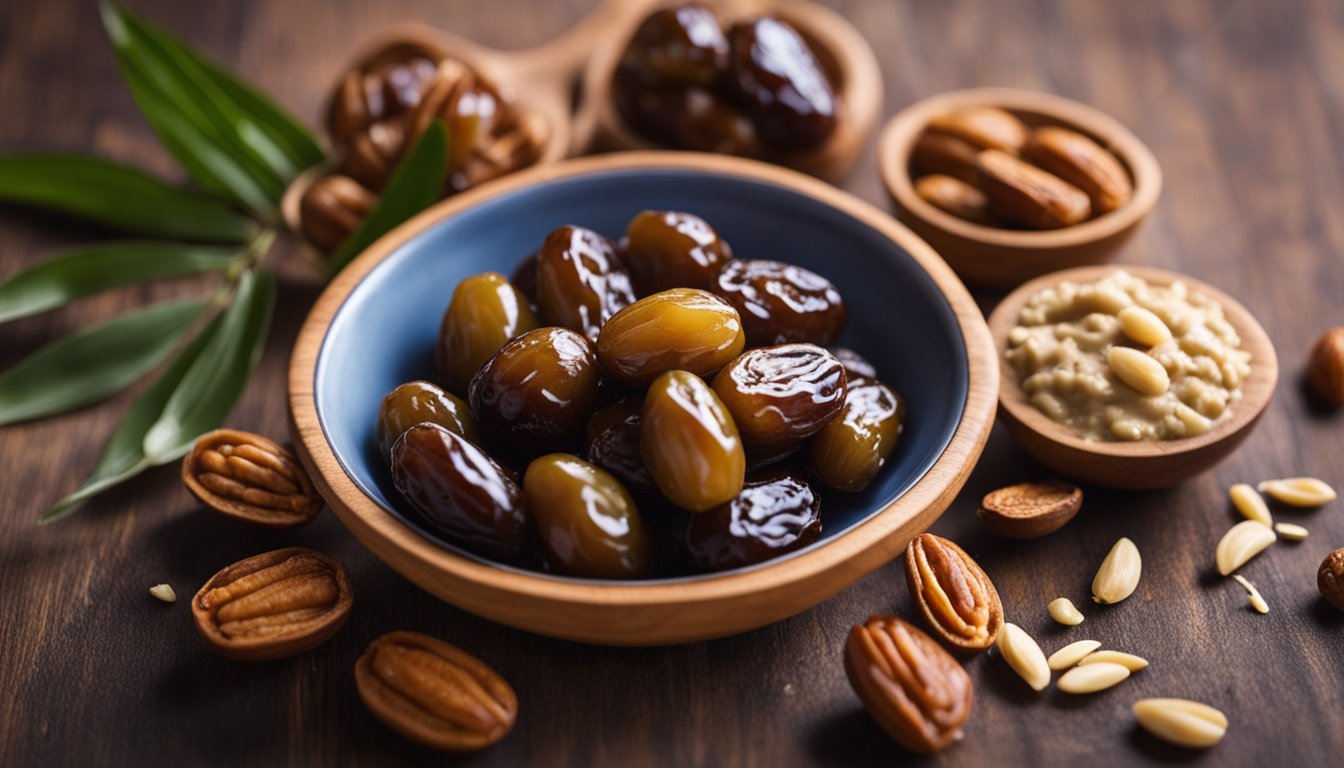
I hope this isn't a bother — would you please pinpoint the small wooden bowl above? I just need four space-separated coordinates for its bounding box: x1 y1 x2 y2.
282 1 651 240
880 88 1163 291
288 152 998 646
988 265 1278 489
572 0 884 182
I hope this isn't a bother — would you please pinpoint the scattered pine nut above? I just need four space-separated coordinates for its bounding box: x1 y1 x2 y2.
149 584 177 603
997 622 1051 692
1257 477 1337 507
1092 537 1142 604
1047 640 1101 671
1228 483 1272 525
1214 520 1275 575
1273 522 1309 541
1048 597 1084 625
1057 662 1130 694
1133 699 1227 748
1231 574 1269 614
1078 650 1149 671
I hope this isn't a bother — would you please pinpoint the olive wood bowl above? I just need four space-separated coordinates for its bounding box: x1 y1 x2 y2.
572 0 884 182
281 0 658 240
879 87 1163 291
288 152 998 646
988 265 1277 490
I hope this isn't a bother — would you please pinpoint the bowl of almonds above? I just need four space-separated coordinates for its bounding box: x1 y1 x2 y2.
879 87 1162 290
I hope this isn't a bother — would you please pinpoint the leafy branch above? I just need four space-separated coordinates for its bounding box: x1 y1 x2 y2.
0 2 447 521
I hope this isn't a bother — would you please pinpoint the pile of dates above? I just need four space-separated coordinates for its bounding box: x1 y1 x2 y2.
613 3 839 159
378 210 905 579
301 41 546 253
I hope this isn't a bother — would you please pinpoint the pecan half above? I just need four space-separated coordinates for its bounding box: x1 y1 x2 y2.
844 616 973 754
976 149 1091 229
182 429 323 529
356 631 518 752
298 175 377 255
191 548 353 661
905 533 1003 655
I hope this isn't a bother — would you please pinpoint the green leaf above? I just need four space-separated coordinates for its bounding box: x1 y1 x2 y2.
327 120 448 274
182 45 324 175
0 296 207 426
39 306 227 523
0 154 253 242
38 266 276 523
101 2 302 211
142 267 274 460
0 241 238 324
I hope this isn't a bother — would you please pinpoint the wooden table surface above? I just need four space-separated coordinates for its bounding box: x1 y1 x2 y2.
3 1 1342 765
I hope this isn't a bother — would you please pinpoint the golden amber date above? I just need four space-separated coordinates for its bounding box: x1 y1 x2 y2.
808 377 904 492
523 453 652 579
437 272 540 395
641 370 745 513
596 288 745 386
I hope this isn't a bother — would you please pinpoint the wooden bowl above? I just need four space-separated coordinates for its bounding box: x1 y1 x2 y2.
282 1 650 240
988 265 1277 490
288 152 997 646
571 0 884 181
879 88 1163 291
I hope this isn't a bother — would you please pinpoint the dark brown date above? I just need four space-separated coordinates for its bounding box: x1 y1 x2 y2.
617 4 728 88
537 226 637 342
809 377 905 492
509 251 541 310
641 370 745 513
712 259 846 346
597 288 745 386
377 380 479 460
390 424 531 560
685 471 821 571
585 398 655 494
468 327 599 452
437 272 540 395
523 454 652 579
623 210 733 295
711 344 847 449
831 347 877 380
725 17 837 150
613 82 763 157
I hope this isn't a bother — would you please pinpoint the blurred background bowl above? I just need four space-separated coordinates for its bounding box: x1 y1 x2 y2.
880 87 1162 292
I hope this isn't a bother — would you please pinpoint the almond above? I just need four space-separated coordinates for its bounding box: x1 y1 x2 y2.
1021 126 1133 214
976 149 1091 229
927 106 1028 153
977 480 1082 539
910 132 980 182
914 174 992 224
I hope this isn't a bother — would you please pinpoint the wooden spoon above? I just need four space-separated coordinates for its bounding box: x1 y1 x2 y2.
571 0 884 182
281 0 660 235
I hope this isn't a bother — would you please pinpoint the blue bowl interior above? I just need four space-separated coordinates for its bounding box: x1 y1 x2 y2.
315 166 969 583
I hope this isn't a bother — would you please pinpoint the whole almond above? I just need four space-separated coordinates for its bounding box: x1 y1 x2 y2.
1133 699 1227 749
1214 520 1276 575
910 132 980 181
1092 537 1141 604
926 106 1028 152
914 174 992 224
356 631 517 752
1306 327 1344 408
1257 477 1337 507
976 149 1091 229
978 480 1082 539
1021 126 1133 214
905 533 1004 655
996 622 1051 692
844 615 973 754
192 548 353 661
182 429 323 529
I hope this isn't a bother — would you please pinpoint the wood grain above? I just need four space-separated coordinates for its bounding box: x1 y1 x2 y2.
3 0 1344 765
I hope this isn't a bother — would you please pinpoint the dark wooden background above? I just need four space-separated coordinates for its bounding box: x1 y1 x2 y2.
3 1 1342 765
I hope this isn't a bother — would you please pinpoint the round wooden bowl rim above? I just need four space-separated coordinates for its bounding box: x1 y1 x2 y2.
288 150 998 613
987 264 1278 460
879 87 1163 249
575 0 884 180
